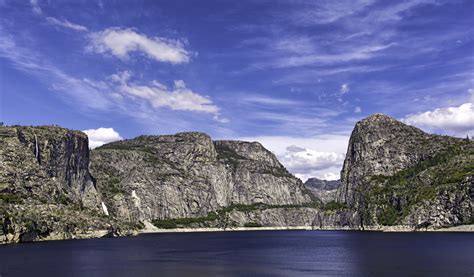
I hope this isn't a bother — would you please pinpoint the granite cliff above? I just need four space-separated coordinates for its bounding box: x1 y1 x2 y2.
1 113 472 243
0 126 137 243
90 133 314 227
335 114 473 229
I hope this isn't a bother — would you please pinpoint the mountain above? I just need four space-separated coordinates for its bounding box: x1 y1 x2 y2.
1 128 318 242
305 178 341 190
0 126 138 243
304 178 341 203
1 114 472 243
336 114 473 229
90 133 312 225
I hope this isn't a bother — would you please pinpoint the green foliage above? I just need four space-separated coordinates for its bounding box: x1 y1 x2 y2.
366 140 473 225
370 175 388 182
260 166 293 178
323 201 347 211
244 222 262 228
55 194 71 205
0 193 23 204
151 201 322 229
215 145 247 170
100 176 126 197
151 211 222 229
377 206 399 226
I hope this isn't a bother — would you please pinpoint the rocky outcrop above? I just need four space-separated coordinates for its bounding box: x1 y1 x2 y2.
304 178 341 203
0 126 101 208
215 140 308 205
335 114 473 229
402 177 473 229
305 178 341 190
337 114 459 206
16 126 100 208
90 133 311 223
0 126 136 243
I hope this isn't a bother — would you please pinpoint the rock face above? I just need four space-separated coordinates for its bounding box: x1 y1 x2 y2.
336 114 473 229
0 126 136 243
0 126 100 208
1 114 472 243
338 114 455 206
90 133 311 223
304 178 341 203
402 177 473 229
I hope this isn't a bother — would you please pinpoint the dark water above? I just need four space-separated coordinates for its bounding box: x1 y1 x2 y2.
0 230 473 277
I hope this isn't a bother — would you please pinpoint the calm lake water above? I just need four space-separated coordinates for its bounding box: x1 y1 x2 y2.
0 230 473 276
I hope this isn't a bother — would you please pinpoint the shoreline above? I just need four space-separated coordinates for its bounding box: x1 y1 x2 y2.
139 224 474 234
2 224 472 245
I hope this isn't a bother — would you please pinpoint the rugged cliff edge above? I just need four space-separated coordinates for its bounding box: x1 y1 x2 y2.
335 114 473 229
0 126 138 243
1 114 472 243
90 133 313 227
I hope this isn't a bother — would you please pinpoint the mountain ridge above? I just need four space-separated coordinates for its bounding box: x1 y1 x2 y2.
1 114 472 243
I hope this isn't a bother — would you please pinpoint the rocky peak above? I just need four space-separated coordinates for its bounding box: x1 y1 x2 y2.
214 140 283 168
304 178 341 203
304 178 341 190
99 131 217 164
337 113 462 206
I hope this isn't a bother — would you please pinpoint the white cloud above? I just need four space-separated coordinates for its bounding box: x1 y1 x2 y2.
241 95 301 106
238 135 349 182
354 106 362 113
111 72 220 114
340 83 350 94
293 0 376 25
30 0 42 14
404 103 474 137
88 28 190 64
83 127 123 149
0 29 226 136
280 145 345 182
46 17 88 32
269 43 394 68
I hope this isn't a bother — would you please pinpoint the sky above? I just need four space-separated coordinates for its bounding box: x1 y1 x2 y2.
0 0 473 181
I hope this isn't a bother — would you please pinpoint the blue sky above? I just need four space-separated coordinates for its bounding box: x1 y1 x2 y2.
0 0 473 180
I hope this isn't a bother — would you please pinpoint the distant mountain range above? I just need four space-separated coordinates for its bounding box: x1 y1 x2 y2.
304 178 341 203
1 114 472 243
304 178 341 191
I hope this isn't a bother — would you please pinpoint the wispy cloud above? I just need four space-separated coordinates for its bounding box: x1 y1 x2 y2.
264 43 395 69
46 17 88 32
0 31 113 110
240 95 302 106
30 0 42 14
288 0 376 25
237 0 454 74
340 84 350 94
88 28 191 64
0 29 224 133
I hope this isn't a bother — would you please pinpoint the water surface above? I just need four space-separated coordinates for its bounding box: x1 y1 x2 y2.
0 230 473 276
